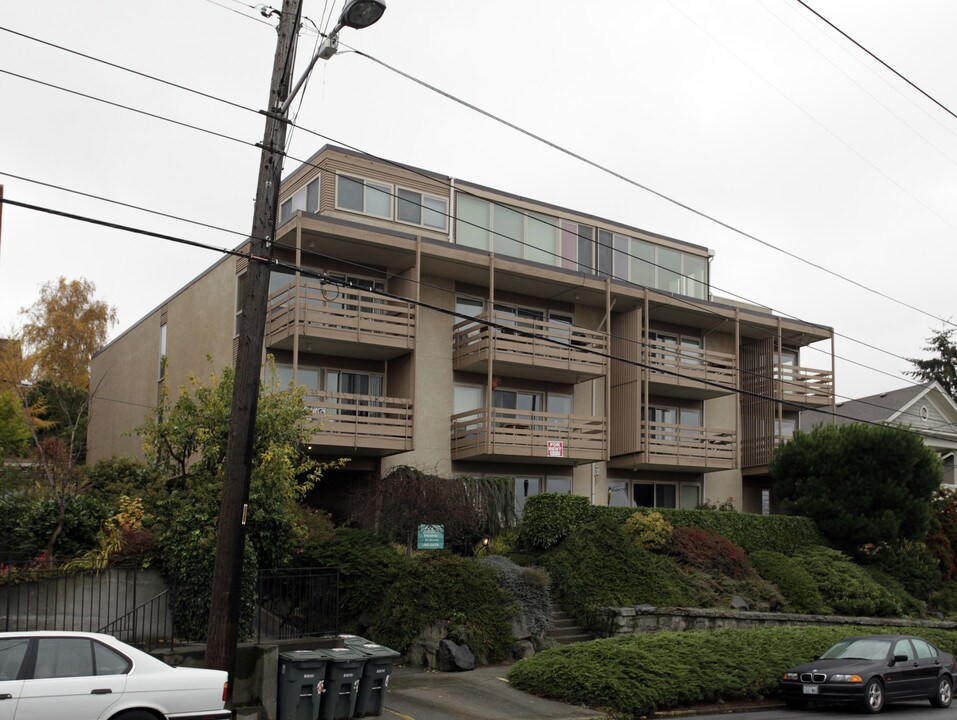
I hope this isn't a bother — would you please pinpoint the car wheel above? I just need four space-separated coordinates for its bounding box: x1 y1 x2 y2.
862 678 884 713
785 699 807 710
931 676 953 708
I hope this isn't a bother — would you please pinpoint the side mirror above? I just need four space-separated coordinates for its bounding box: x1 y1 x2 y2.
892 654 908 664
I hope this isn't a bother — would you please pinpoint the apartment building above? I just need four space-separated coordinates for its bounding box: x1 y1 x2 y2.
88 145 835 514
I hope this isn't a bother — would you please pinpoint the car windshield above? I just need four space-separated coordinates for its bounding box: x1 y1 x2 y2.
820 639 892 661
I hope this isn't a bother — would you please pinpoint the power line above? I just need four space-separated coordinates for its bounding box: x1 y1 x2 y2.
8 192 950 435
0 31 935 404
794 0 957 124
349 45 956 332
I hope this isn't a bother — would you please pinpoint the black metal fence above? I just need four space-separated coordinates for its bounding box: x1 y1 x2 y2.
1 565 339 651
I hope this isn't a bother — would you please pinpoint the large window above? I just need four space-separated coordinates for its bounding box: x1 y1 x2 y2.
515 475 571 516
609 479 701 509
279 177 320 224
455 195 559 262
336 174 391 218
397 187 449 230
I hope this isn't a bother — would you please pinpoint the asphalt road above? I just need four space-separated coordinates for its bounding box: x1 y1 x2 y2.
383 665 606 720
671 702 955 720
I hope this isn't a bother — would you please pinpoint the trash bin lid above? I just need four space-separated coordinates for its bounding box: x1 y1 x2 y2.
279 650 328 664
317 646 367 664
349 642 401 660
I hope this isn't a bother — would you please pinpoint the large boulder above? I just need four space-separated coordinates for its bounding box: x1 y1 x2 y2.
437 639 475 672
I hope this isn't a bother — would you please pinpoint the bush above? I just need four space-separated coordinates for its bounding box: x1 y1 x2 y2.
507 625 957 716
867 540 942 601
750 550 827 614
793 546 910 617
480 555 552 644
293 527 406 635
544 515 706 630
519 493 592 550
669 527 751 579
0 494 112 559
624 511 673 551
367 553 513 662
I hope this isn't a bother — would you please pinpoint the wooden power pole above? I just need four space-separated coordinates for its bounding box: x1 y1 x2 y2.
205 0 302 684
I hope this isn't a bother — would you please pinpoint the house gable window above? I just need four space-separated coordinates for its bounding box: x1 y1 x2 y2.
336 174 392 219
279 177 319 224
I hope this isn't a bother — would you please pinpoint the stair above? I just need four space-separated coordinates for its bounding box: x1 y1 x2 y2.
547 608 594 645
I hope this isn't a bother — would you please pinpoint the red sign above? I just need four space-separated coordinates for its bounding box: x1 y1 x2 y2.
547 441 564 457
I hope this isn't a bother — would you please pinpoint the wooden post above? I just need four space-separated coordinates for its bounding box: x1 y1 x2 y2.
205 0 301 685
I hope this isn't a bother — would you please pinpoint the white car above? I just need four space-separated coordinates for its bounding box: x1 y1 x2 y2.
0 631 230 720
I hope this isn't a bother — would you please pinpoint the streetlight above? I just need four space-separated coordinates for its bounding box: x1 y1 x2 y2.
281 0 386 114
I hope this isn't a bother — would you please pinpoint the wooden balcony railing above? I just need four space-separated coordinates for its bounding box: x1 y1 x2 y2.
266 279 415 351
641 421 736 468
450 407 606 462
645 339 736 390
452 312 607 381
774 365 833 405
304 391 412 453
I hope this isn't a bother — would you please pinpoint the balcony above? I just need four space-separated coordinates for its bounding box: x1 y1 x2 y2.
775 365 833 406
266 278 415 360
453 312 607 383
610 422 736 472
304 391 412 456
645 339 736 399
450 408 606 463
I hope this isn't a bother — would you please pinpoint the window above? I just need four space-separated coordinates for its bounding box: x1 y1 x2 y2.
234 272 245 336
94 642 131 675
0 637 29 681
158 322 167 381
560 221 595 273
454 195 559 263
635 482 676 508
680 484 700 509
453 383 484 414
397 188 448 230
34 638 94 679
615 237 708 299
615 479 701 509
515 476 570 515
279 177 319 224
608 480 630 507
336 174 391 218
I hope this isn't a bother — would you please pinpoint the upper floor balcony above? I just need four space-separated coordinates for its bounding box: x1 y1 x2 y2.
644 338 736 400
610 421 736 473
304 391 413 456
452 312 607 384
266 278 415 360
450 407 606 464
775 364 833 406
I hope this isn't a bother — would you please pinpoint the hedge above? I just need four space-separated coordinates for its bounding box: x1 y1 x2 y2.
518 493 822 554
508 625 957 717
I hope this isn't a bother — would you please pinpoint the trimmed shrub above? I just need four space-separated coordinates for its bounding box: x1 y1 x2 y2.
544 514 706 630
669 526 750 579
867 540 942 601
519 493 592 550
624 511 673 551
750 550 827 614
793 546 909 617
367 553 513 662
480 555 552 643
508 625 957 716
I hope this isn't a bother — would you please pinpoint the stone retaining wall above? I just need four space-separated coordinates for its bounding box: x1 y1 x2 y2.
598 605 957 637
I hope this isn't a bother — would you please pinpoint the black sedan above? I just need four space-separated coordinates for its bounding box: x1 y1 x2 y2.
780 634 955 713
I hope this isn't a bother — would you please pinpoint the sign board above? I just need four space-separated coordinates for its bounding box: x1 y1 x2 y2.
547 440 564 458
417 524 444 550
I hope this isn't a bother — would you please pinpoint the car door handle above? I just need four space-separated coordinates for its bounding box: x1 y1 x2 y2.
91 689 112 695
0 694 11 700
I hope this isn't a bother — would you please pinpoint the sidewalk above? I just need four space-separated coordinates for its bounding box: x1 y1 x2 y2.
384 664 608 720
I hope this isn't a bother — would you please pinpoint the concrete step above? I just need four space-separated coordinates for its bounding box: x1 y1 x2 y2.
547 605 594 645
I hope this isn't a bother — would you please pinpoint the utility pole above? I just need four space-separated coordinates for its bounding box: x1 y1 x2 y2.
205 0 302 683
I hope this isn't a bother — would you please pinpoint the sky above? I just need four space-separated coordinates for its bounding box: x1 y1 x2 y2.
0 0 955 402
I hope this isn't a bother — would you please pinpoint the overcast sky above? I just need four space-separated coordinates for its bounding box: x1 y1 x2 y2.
1 0 954 401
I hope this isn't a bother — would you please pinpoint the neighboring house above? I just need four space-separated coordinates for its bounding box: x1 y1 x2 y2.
88 145 836 515
800 381 957 487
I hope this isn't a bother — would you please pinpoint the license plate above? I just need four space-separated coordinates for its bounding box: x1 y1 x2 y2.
803 685 819 695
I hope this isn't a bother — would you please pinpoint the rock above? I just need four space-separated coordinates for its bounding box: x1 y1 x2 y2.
511 615 531 640
512 640 535 660
730 595 750 611
438 639 475 672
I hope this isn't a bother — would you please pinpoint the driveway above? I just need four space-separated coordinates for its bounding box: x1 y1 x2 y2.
384 665 607 720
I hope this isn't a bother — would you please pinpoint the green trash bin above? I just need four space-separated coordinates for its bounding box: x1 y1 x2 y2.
318 646 366 720
346 641 401 718
278 650 327 720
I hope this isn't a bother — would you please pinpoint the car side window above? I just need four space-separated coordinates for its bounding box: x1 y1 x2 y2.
911 639 935 660
33 638 94 679
0 638 30 681
93 641 131 676
893 639 914 661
